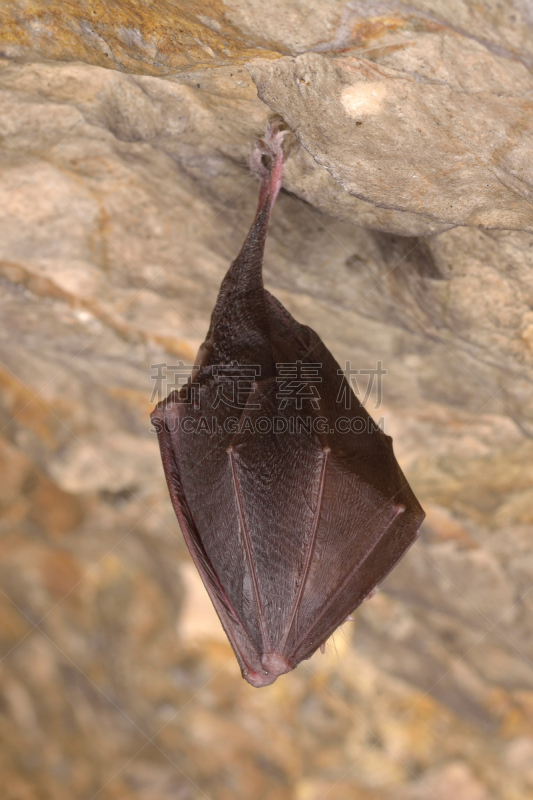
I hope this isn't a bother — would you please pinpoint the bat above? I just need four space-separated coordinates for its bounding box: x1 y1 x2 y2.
151 120 425 687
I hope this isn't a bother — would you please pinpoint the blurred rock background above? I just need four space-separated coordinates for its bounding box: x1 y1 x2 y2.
0 1 533 798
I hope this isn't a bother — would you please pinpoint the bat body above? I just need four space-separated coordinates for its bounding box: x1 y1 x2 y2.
151 123 425 687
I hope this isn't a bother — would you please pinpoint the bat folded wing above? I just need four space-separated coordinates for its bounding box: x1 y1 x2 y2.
151 399 276 685
153 370 422 687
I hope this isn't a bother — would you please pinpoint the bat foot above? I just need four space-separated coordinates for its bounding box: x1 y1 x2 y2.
251 119 288 211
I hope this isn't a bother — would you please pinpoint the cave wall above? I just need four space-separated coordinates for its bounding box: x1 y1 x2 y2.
0 2 533 799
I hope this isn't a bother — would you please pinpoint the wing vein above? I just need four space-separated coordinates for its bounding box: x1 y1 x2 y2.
288 503 405 660
277 448 329 652
228 447 270 651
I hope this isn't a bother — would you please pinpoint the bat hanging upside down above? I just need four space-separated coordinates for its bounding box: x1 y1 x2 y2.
151 120 425 687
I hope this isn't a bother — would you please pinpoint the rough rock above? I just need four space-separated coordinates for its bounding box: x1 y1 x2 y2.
0 2 533 800
249 45 533 234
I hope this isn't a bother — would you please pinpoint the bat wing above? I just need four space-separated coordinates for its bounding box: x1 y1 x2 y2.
152 380 331 686
151 397 274 685
225 373 423 678
251 291 425 670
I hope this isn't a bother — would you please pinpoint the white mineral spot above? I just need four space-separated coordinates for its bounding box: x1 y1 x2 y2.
341 82 389 117
73 309 94 323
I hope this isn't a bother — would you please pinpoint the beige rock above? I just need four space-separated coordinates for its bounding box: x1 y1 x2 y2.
398 760 493 800
248 45 533 234
0 3 532 800
505 737 533 785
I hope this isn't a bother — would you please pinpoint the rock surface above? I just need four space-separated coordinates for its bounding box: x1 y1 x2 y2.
0 2 533 799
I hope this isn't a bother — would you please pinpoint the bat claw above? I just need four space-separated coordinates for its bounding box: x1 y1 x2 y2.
251 119 287 174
